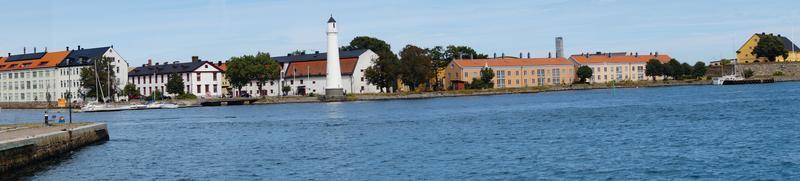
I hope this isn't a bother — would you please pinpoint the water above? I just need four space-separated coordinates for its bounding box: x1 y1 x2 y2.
2 82 800 179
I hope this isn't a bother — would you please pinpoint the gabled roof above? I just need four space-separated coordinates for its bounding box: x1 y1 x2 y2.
59 46 112 67
569 54 671 64
0 51 71 71
273 49 368 63
454 58 573 68
128 61 219 76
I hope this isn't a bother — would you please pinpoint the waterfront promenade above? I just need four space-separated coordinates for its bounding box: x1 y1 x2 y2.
0 122 108 176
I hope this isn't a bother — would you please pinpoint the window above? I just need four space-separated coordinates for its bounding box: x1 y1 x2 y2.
464 72 468 78
213 73 217 81
197 85 201 93
205 85 209 93
196 73 201 81
213 84 218 93
300 80 304 84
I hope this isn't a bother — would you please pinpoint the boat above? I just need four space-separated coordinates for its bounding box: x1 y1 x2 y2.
145 102 180 109
81 102 132 112
712 75 745 85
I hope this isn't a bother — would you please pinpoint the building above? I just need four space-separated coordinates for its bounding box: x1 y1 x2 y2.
0 46 129 103
444 57 576 90
128 56 224 98
568 52 671 83
736 33 800 64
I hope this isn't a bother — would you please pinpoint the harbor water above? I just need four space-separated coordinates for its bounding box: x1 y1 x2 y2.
2 82 800 179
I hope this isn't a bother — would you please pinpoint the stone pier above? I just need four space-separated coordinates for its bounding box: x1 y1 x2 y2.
0 123 109 174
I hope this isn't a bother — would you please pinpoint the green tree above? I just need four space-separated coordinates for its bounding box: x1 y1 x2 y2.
719 59 732 65
166 73 185 95
576 65 593 83
680 62 693 80
289 50 306 56
753 34 789 62
225 55 255 96
79 57 117 102
445 45 489 60
743 69 755 78
281 85 291 96
399 45 434 91
645 59 663 81
692 61 707 79
253 52 281 97
122 83 141 98
479 67 495 88
665 59 682 80
344 36 400 92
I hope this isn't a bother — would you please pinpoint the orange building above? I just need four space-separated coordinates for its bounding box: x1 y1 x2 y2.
444 58 576 90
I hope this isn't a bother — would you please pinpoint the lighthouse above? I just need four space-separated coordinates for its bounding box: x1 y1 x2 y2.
325 16 344 97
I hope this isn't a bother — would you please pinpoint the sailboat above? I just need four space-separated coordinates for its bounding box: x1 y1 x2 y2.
80 59 132 112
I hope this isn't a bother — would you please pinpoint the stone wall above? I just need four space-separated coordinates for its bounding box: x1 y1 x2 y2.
0 123 109 174
708 62 800 77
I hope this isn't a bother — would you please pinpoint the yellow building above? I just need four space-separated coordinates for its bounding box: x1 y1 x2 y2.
736 33 800 64
444 58 575 90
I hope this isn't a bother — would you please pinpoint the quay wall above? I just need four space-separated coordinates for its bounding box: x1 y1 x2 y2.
709 62 800 77
0 123 109 174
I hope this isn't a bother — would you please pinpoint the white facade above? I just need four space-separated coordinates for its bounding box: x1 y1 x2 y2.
326 17 343 90
0 47 129 103
582 62 647 83
234 50 382 97
129 61 224 98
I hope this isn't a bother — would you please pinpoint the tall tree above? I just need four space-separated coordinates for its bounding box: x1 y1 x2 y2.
445 45 489 60
479 67 495 88
344 36 400 92
665 59 682 80
289 50 307 56
122 83 141 98
752 34 789 62
166 73 185 95
399 45 434 91
225 55 255 96
79 57 117 102
680 62 693 80
692 61 707 79
645 59 663 81
253 52 281 97
576 65 593 83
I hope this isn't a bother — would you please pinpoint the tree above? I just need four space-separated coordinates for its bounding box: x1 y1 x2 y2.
79 57 117 102
289 50 306 56
645 59 663 81
576 65 593 83
743 69 755 78
680 62 693 80
399 45 434 91
445 45 489 60
692 61 707 79
281 85 291 96
225 55 255 96
253 52 281 97
479 67 495 88
719 59 732 65
752 34 789 62
122 83 141 98
665 59 682 80
344 36 401 92
166 73 185 95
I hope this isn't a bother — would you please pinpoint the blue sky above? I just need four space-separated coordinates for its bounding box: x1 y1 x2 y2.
1 0 798 65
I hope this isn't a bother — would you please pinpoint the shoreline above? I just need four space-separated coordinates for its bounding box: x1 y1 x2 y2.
3 78 799 110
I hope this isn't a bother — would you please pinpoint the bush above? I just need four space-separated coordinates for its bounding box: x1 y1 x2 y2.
176 93 197 100
773 71 785 76
743 69 755 78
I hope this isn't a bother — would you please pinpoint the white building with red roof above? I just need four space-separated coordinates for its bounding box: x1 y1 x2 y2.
568 52 671 83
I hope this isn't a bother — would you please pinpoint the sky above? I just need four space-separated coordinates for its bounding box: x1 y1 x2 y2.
1 0 798 66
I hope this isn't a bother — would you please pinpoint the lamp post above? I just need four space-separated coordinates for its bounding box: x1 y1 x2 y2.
67 62 72 125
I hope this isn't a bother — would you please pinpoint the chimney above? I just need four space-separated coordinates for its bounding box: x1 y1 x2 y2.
192 56 199 63
595 52 601 55
501 53 505 59
493 53 497 59
655 52 659 56
315 51 320 54
519 52 523 58
174 61 180 64
148 59 152 66
288 53 292 56
217 61 222 66
34 47 37 53
649 52 653 56
156 62 160 66
77 45 81 50
66 46 70 51
23 47 26 54
548 52 552 58
527 52 531 59
7 53 10 57
164 62 169 65
44 47 47 52
635 52 639 57
142 64 146 67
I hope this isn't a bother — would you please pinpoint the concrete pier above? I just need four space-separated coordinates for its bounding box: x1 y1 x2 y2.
0 123 109 174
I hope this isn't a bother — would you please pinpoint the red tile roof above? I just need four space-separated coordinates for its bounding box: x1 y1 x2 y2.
284 58 358 77
570 54 672 64
0 51 70 71
454 58 573 67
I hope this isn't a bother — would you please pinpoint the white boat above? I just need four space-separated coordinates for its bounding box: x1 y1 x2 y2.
81 102 132 112
712 75 745 85
145 102 180 109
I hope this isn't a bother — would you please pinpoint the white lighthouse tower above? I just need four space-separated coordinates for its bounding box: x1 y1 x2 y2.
325 16 344 97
